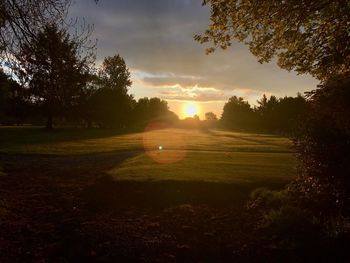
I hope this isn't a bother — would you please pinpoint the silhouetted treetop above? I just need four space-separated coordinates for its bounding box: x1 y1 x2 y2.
0 0 71 56
18 24 92 129
205 112 218 121
98 55 132 94
221 96 255 130
196 0 350 80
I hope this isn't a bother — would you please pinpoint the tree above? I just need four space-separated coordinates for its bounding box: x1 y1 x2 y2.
205 112 218 121
0 70 11 119
149 97 169 119
195 0 350 80
91 54 134 128
73 72 100 128
0 68 30 124
132 97 176 126
255 94 307 134
197 0 350 232
18 24 92 129
0 0 71 57
276 94 308 133
292 75 350 218
221 96 255 131
98 55 132 94
203 112 218 129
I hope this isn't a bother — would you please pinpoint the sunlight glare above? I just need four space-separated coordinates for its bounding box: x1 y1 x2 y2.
183 102 200 118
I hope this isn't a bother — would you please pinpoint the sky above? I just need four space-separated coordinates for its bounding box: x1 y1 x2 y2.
70 0 318 119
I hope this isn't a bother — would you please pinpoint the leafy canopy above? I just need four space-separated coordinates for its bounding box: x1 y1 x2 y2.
98 55 132 93
18 24 92 128
195 0 350 80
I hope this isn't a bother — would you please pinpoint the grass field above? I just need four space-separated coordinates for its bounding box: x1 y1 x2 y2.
0 126 299 261
0 126 296 184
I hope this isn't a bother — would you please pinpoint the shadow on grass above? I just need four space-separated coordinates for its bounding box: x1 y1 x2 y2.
82 175 288 211
0 126 143 151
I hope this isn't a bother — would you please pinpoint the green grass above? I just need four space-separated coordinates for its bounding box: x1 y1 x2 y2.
109 151 296 184
0 126 297 184
106 128 296 184
0 126 292 155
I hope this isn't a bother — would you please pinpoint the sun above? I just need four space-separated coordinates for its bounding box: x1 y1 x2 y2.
183 102 200 118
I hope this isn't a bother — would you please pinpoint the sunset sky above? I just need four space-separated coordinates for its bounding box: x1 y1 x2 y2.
70 0 318 119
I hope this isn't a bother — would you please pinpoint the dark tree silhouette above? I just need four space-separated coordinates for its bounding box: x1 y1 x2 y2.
292 75 350 217
0 70 11 121
90 54 134 128
256 93 308 134
221 96 255 131
0 0 71 57
98 55 132 94
205 112 217 121
18 24 92 129
0 69 29 124
133 97 177 126
203 112 218 129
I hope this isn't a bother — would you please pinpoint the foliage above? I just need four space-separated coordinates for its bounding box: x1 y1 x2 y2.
292 74 350 218
0 69 29 124
203 112 218 129
98 55 132 93
0 0 71 57
0 70 12 121
89 88 134 128
248 188 330 252
221 96 255 131
132 97 176 125
256 93 308 134
205 112 217 121
196 0 350 80
246 75 350 255
17 24 92 129
87 54 133 128
221 94 307 134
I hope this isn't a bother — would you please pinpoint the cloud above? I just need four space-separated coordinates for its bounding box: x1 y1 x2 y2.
156 84 226 102
133 70 203 88
69 0 318 106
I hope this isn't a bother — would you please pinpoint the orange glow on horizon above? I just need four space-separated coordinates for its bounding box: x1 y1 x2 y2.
182 101 200 118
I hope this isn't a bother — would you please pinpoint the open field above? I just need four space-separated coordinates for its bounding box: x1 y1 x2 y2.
0 126 299 262
0 126 292 155
110 151 295 184
0 126 296 184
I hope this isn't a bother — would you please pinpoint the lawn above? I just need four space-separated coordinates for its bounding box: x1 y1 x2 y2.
0 126 143 154
0 126 298 262
0 126 297 184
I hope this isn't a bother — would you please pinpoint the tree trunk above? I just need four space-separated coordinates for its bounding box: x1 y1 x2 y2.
87 119 92 129
47 111 53 130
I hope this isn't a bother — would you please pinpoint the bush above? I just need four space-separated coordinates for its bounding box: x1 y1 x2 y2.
292 74 350 218
247 187 344 252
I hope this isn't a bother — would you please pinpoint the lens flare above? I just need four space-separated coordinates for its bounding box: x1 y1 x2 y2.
143 122 187 164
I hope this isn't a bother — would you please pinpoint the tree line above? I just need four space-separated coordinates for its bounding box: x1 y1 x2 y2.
0 24 177 129
0 22 307 134
220 93 308 134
